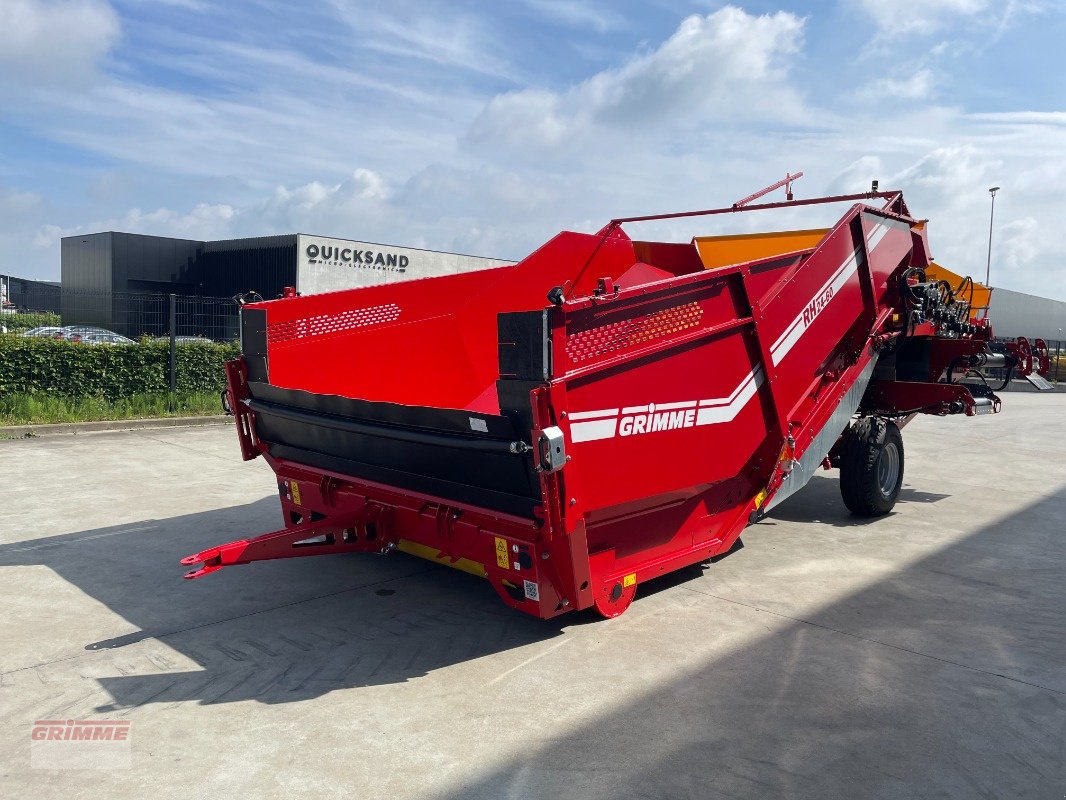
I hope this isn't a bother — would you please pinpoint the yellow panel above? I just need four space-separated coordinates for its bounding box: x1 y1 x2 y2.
397 539 487 578
925 262 992 315
694 228 829 270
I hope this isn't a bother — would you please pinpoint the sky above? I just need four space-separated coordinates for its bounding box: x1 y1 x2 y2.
1 0 1064 299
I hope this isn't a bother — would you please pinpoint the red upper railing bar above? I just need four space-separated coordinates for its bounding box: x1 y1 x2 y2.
608 191 901 226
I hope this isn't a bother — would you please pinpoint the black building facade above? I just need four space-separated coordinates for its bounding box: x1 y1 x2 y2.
1 274 61 313
61 232 297 298
59 231 510 339
59 232 297 338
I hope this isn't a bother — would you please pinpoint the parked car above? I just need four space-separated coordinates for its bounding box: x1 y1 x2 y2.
152 335 215 345
20 326 64 338
55 325 133 344
81 331 135 345
55 325 108 341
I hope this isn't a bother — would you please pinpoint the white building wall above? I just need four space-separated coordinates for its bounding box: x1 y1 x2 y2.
990 288 1066 341
295 234 514 295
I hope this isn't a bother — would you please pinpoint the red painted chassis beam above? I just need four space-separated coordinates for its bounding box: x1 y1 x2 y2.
180 509 377 579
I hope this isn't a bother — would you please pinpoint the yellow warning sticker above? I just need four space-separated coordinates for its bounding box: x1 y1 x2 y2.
753 488 768 509
623 573 636 588
290 480 302 506
494 537 509 569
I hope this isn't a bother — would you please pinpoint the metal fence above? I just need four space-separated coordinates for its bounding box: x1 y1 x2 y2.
1028 338 1063 384
3 287 239 342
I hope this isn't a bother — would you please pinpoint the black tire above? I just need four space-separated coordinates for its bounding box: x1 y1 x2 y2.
839 417 904 517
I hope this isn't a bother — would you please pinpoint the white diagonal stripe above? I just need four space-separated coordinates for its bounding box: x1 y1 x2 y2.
570 418 618 442
695 369 764 426
698 367 762 407
567 369 764 443
771 251 859 365
769 215 910 366
769 247 856 355
655 401 698 411
568 408 619 421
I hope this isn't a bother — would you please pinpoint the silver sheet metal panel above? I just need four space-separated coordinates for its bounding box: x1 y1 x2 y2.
990 287 1066 340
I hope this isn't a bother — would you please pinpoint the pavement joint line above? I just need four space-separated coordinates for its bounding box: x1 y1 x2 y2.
681 584 1065 696
0 525 160 552
130 429 238 462
0 567 436 679
487 635 576 685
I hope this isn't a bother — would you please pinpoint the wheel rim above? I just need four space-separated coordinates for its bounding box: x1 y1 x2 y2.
877 442 899 498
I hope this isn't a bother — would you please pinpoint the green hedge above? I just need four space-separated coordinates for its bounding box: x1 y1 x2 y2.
0 337 239 401
1 311 61 334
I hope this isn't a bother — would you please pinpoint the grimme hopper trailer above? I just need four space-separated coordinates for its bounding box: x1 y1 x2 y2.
182 190 1047 618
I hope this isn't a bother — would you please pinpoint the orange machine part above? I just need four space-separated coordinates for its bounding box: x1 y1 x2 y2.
924 262 992 318
694 228 829 270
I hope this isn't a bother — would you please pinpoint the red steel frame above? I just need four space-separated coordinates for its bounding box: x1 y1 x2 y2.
183 191 1019 619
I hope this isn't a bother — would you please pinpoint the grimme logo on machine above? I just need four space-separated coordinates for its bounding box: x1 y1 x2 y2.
568 369 764 444
305 242 409 273
620 404 697 436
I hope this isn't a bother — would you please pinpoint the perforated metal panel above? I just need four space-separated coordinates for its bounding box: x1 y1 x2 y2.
565 301 703 363
268 303 401 344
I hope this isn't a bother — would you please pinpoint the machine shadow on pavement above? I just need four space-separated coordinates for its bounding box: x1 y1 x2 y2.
766 473 949 527
0 497 567 707
433 487 1066 800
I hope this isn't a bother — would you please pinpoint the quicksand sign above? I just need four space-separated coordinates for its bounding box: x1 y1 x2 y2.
295 233 513 296
305 241 409 273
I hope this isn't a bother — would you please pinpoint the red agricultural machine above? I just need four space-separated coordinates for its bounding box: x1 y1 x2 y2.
182 189 1050 618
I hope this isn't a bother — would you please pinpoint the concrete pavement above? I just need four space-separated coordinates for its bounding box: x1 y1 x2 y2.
1 395 1063 798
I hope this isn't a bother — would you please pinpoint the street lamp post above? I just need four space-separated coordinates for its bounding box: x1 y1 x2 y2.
985 186 1000 287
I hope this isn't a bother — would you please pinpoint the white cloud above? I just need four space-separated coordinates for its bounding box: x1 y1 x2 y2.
853 0 1048 39
862 68 937 100
263 182 340 216
891 143 994 190
0 186 44 215
826 156 886 194
33 203 236 249
249 165 560 258
0 186 49 273
32 224 63 249
0 61 462 187
467 7 807 151
0 0 120 85
524 0 625 33
0 3 486 185
325 0 519 81
854 0 989 36
998 217 1041 273
350 168 391 200
257 169 394 224
967 111 1066 126
32 168 391 250
864 141 1066 297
